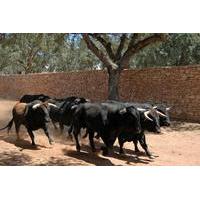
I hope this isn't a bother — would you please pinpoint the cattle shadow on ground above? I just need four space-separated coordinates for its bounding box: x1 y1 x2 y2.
0 151 32 166
110 147 153 165
64 144 153 165
63 146 115 166
0 134 48 151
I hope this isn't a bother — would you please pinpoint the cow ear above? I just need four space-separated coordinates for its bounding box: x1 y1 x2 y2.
119 108 127 114
32 103 41 110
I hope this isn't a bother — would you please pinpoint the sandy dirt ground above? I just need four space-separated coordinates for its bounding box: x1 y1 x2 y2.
0 99 199 166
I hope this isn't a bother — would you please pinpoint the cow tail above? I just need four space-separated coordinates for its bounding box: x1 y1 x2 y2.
0 118 14 134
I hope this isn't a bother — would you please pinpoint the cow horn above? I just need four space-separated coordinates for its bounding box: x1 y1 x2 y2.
119 108 127 114
71 105 78 110
137 108 146 112
32 103 41 109
166 107 171 111
48 103 58 108
144 110 153 121
156 110 167 117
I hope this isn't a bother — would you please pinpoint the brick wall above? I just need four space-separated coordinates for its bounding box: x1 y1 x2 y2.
0 65 199 122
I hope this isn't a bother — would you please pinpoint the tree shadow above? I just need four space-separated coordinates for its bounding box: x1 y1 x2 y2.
0 151 32 166
168 121 200 132
38 156 88 166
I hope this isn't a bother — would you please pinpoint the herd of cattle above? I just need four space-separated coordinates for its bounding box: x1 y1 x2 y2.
0 94 171 159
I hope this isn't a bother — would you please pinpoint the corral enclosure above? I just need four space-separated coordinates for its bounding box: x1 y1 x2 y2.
0 65 199 122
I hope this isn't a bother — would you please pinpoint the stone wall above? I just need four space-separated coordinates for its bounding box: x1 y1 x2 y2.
0 65 199 122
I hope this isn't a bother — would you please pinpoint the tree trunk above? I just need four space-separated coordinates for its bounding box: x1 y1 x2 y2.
108 68 121 100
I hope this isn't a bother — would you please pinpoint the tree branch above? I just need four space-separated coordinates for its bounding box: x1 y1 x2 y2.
120 34 166 68
82 34 118 71
90 34 115 61
115 34 127 62
127 33 140 49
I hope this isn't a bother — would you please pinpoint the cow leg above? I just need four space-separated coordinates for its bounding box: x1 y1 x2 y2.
99 134 109 156
67 124 73 141
138 134 152 158
82 129 89 138
59 122 64 134
14 122 21 140
100 133 115 156
88 130 96 152
73 127 81 152
133 139 140 153
43 125 54 145
118 136 125 154
52 121 58 129
27 129 36 146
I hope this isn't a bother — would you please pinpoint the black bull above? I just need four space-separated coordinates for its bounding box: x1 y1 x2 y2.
0 100 57 146
20 94 90 135
69 102 151 156
107 101 170 156
49 96 90 134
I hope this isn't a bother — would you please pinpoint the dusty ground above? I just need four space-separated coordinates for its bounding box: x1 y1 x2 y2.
0 99 199 166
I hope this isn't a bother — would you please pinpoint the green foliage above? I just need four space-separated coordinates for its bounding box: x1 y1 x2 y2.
0 33 199 74
0 33 99 74
131 33 200 68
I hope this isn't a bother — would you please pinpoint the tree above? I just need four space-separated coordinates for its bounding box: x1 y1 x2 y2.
0 33 100 74
131 33 200 68
83 33 166 100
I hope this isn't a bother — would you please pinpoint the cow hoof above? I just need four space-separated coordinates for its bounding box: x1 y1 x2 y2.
135 150 141 154
101 147 108 156
49 141 54 145
92 148 96 153
119 150 125 155
76 147 81 152
148 155 154 159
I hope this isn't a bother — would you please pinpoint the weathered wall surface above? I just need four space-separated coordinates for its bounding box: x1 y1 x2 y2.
0 65 199 122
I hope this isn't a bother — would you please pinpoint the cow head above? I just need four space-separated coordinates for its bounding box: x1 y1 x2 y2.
74 97 91 104
31 100 57 123
137 107 161 133
119 106 141 134
154 104 171 127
